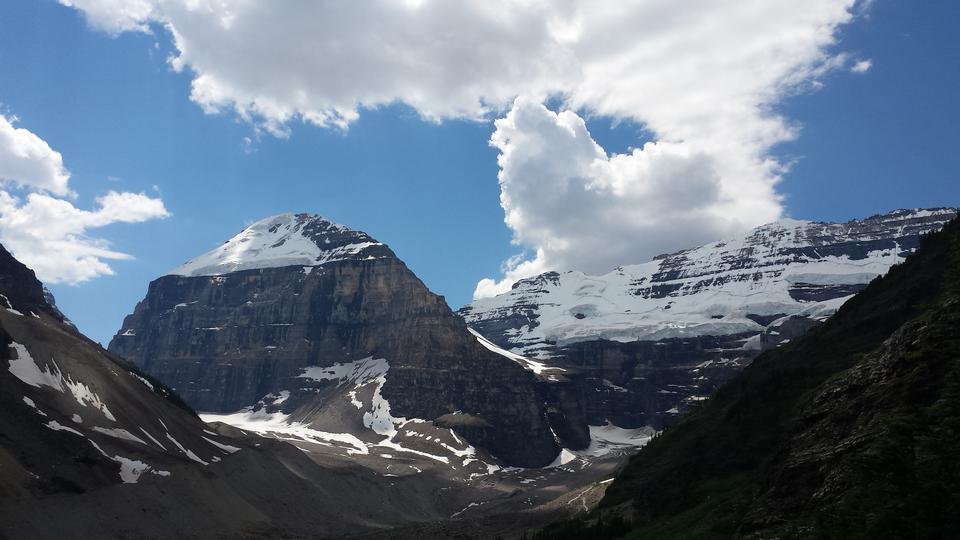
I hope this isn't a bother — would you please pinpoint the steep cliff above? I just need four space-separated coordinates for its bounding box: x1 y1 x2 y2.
110 213 587 467
461 208 957 429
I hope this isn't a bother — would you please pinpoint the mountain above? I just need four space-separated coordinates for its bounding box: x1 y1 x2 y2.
536 214 960 539
2 239 627 540
459 208 957 429
108 213 589 468
0 243 462 539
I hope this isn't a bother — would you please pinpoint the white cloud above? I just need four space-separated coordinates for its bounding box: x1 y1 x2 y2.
64 0 579 133
0 114 169 284
60 0 157 34
851 58 873 73
60 0 862 295
474 98 779 297
0 115 71 196
59 1 857 136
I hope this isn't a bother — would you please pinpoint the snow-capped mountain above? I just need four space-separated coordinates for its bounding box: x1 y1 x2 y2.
111 213 590 468
169 213 393 276
0 234 647 539
459 208 957 428
462 208 957 356
0 243 422 539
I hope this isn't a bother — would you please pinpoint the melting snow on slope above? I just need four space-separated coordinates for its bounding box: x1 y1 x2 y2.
8 342 65 390
551 423 656 469
92 427 148 446
303 357 452 462
164 433 209 465
22 396 46 416
7 342 116 421
42 418 170 483
208 357 500 470
202 436 241 454
299 356 389 386
200 409 370 455
87 439 171 483
362 370 450 463
468 328 557 375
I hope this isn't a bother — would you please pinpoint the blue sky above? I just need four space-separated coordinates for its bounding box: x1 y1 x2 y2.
0 0 957 345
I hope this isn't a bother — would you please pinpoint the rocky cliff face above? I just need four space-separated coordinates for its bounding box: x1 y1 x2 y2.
110 213 586 467
460 208 957 429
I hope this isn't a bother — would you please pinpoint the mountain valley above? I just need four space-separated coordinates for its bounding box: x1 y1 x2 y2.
2 208 957 539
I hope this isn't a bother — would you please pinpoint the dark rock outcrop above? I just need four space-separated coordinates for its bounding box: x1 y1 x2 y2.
0 244 65 324
556 333 754 429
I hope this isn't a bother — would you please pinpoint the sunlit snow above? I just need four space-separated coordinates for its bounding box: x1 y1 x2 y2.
465 211 957 358
168 213 387 276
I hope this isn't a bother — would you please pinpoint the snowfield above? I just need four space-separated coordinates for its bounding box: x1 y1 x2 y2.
169 213 389 277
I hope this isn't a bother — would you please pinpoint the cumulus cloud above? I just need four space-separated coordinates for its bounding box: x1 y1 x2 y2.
0 114 169 284
60 0 156 34
851 59 873 73
63 0 578 134
474 98 778 297
60 0 863 295
0 114 71 196
59 1 856 136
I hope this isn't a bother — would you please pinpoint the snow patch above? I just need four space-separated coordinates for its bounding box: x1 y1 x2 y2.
299 356 389 387
8 342 64 390
138 427 167 450
93 427 148 446
546 449 577 468
8 342 115 420
468 328 557 375
202 435 241 454
165 433 209 465
22 396 46 416
86 439 169 483
44 420 83 436
131 373 154 391
200 409 369 455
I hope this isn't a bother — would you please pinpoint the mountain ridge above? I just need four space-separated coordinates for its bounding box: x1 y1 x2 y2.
461 207 957 355
458 208 956 431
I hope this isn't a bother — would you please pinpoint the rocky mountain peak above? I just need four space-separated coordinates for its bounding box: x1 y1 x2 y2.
462 207 958 356
112 212 587 468
168 212 394 277
459 208 957 430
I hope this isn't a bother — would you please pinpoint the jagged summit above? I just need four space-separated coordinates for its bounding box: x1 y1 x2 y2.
168 213 393 277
